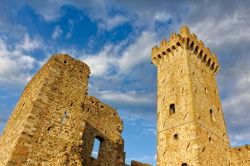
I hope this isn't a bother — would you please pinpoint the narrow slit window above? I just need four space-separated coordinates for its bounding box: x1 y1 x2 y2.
169 104 175 115
210 109 215 123
91 137 102 159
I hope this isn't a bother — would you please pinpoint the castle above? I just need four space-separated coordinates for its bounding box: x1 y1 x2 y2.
152 26 250 165
0 26 249 166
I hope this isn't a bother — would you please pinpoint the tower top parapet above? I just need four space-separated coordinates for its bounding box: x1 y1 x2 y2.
152 26 219 74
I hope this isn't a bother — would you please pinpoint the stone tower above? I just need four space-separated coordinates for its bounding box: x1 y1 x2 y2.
152 26 231 165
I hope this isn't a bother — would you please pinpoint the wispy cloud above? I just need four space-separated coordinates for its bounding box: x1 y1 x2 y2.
98 14 128 31
52 26 63 39
81 44 118 76
81 31 157 76
98 90 155 106
18 34 43 51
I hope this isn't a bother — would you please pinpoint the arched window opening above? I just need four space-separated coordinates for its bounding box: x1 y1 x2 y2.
169 103 175 115
182 163 188 166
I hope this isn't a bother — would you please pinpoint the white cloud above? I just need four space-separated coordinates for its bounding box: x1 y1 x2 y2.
27 1 129 30
52 26 63 39
118 31 157 72
154 12 171 22
190 15 250 48
18 34 43 51
98 14 128 31
0 37 40 87
80 45 117 76
26 0 63 21
99 90 154 105
220 64 250 146
80 31 157 76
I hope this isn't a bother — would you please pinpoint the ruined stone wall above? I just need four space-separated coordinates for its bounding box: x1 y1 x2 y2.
131 160 152 166
229 145 250 165
0 55 62 165
151 26 243 166
0 54 125 166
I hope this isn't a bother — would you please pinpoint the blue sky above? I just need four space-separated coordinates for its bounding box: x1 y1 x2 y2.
0 0 250 165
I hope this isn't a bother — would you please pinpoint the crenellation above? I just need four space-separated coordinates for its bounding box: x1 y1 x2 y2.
152 26 220 75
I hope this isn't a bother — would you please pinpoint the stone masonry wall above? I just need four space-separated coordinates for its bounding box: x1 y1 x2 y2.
0 54 126 166
152 26 250 166
131 160 152 166
156 45 199 165
187 41 230 165
229 145 250 165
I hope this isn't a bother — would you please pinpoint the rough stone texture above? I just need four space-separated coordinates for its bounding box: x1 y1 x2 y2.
131 161 152 166
229 145 250 165
152 26 250 166
0 55 130 166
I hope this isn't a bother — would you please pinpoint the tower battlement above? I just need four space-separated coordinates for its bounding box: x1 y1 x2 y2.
152 26 219 74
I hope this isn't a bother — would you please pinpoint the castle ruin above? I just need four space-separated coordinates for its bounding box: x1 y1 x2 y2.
0 26 249 166
0 55 149 166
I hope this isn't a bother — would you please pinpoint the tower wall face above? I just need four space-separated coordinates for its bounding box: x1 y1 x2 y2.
152 26 232 166
156 46 199 165
187 50 230 165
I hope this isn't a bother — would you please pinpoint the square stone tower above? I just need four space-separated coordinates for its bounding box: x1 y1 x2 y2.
152 26 230 166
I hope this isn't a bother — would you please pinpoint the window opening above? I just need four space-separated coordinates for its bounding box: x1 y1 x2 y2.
210 109 215 123
170 104 175 115
174 134 178 140
91 137 102 159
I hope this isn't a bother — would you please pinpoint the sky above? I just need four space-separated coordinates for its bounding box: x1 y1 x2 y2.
0 0 250 165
